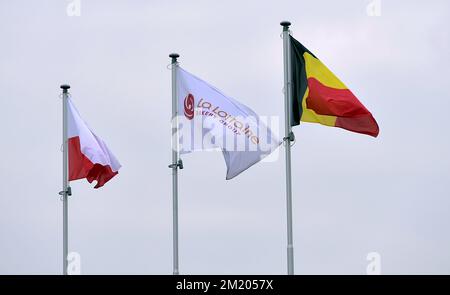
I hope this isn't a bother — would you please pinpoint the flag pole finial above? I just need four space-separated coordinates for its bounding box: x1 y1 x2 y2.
280 21 291 31
60 84 71 92
169 53 180 62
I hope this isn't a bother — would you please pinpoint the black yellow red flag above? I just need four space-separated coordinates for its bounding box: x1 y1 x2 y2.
290 36 379 137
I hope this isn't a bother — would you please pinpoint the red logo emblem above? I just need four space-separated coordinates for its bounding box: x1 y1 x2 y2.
184 93 194 120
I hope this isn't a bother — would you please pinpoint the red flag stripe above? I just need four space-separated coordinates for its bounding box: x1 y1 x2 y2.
68 136 118 188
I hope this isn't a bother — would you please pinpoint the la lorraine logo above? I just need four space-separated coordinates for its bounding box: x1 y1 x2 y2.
184 93 195 120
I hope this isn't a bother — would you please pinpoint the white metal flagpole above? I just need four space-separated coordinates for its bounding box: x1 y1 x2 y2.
281 21 295 275
168 53 182 275
59 84 71 275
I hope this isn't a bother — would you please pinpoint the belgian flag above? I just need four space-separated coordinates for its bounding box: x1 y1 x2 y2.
290 36 379 137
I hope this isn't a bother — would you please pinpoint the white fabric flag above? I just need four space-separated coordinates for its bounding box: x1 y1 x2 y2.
176 67 281 179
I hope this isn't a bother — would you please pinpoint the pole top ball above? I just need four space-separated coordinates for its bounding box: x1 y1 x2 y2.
280 21 291 27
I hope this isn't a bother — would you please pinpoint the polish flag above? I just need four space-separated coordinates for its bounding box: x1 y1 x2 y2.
67 98 121 188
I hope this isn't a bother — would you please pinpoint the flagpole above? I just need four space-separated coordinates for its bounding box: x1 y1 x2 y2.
169 53 181 275
281 21 295 275
60 84 71 275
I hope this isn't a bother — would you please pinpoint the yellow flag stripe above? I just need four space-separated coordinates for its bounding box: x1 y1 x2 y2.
303 52 348 90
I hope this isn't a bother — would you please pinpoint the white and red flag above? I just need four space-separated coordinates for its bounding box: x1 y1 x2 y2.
67 98 121 188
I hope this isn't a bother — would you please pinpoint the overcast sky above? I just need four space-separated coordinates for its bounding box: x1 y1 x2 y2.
1 0 449 274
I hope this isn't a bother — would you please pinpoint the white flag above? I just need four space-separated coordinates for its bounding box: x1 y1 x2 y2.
176 67 281 179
